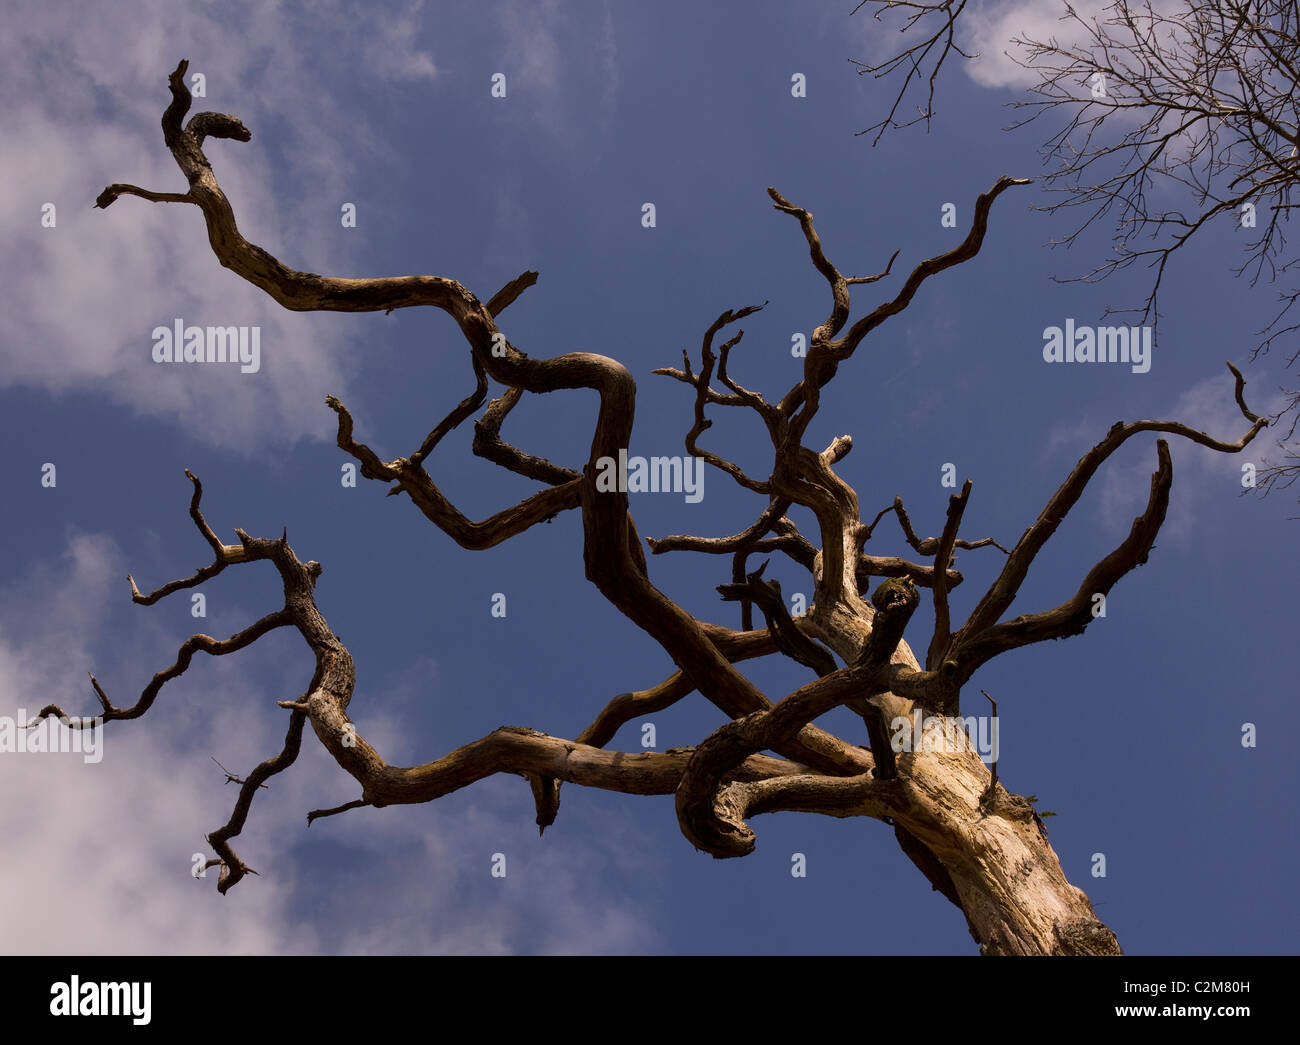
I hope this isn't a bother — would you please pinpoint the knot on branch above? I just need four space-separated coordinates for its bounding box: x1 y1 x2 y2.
1053 917 1123 957
858 575 920 671
186 112 252 149
675 714 765 858
680 781 757 859
871 574 918 614
977 783 1039 829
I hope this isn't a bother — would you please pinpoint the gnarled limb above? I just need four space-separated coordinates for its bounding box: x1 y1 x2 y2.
326 394 584 549
676 580 921 857
98 62 873 785
718 561 838 678
473 386 580 486
57 473 840 890
126 469 252 604
947 364 1268 681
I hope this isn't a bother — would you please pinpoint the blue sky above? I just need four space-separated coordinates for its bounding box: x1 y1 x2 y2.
0 0 1296 955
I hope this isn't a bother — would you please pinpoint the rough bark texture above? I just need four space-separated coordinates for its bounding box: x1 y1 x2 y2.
47 60 1269 952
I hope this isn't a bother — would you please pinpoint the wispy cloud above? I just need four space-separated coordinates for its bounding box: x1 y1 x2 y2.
844 1 1181 94
0 0 437 452
0 528 658 954
492 0 620 154
962 0 1113 90
1043 369 1286 540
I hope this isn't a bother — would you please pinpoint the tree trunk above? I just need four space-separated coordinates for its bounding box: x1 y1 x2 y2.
807 599 1121 955
888 724 1121 955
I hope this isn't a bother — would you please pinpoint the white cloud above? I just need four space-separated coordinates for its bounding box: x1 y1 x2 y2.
0 0 438 452
0 528 314 953
846 1 1184 93
361 1 439 82
493 0 620 153
1044 369 1286 539
962 0 1113 90
0 529 659 954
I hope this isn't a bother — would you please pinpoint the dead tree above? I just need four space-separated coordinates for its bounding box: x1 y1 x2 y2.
38 60 1270 954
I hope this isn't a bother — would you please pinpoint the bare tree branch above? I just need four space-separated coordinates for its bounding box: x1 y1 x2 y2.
849 0 976 144
852 0 1300 505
